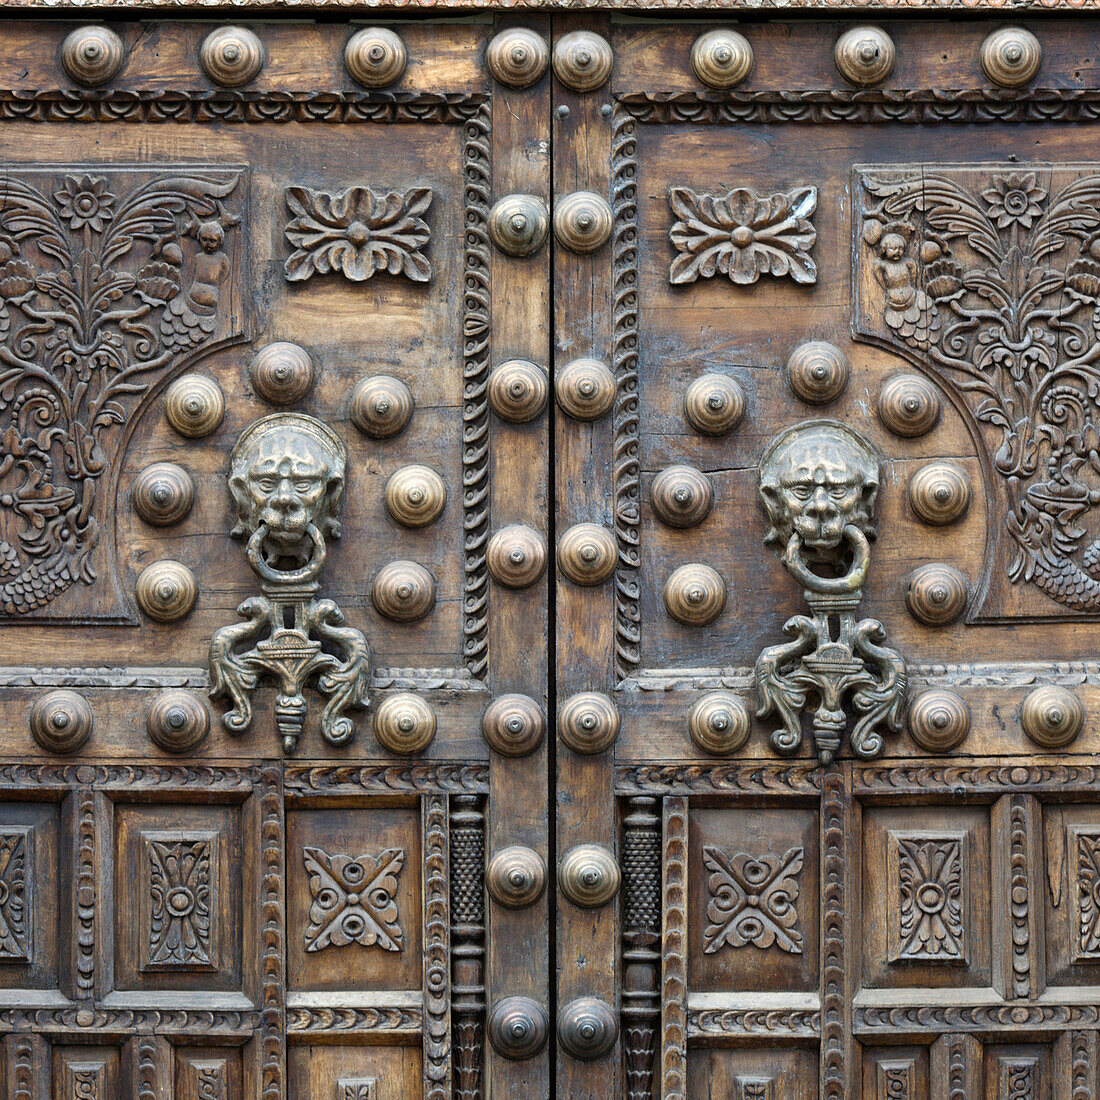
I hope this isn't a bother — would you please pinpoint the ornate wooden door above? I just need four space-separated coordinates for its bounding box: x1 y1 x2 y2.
0 17 551 1098
552 13 1100 1100
4 9 1100 1100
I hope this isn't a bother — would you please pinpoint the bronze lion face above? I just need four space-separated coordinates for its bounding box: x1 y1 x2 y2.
758 420 880 557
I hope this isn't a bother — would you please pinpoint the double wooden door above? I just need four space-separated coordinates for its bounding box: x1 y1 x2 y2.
0 11 1098 1098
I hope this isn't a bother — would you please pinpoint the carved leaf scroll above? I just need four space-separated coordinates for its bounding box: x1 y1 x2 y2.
894 835 965 961
668 185 817 286
284 185 432 284
856 164 1100 617
144 832 217 970
0 166 244 621
0 828 29 960
1077 830 1100 959
702 844 804 955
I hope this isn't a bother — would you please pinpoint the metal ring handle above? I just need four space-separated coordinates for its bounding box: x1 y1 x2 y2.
246 522 326 585
783 524 870 595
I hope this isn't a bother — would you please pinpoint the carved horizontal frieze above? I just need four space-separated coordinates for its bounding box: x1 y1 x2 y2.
286 1005 422 1034
854 1002 1100 1035
687 1007 821 1040
855 762 1100 796
615 763 821 796
0 1005 257 1034
284 763 489 796
0 763 255 791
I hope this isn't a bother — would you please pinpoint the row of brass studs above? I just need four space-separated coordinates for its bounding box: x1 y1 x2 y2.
691 24 1041 89
29 675 1084 760
487 190 614 258
58 23 1044 93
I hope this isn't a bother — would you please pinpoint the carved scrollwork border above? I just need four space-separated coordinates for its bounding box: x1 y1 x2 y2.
286 1005 423 1034
616 90 1100 127
284 764 489 797
615 762 821 796
854 1002 1100 1035
686 1007 821 1039
612 105 641 683
0 90 487 125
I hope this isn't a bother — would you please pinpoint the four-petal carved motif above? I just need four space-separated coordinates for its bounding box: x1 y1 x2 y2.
702 844 804 955
284 185 432 284
146 834 216 969
303 845 405 953
894 835 965 961
668 185 818 286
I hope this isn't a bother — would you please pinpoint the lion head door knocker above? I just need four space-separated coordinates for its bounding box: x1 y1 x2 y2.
755 420 906 765
208 413 370 755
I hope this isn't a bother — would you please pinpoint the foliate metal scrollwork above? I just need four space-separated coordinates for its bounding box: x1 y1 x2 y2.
754 420 906 765
208 413 370 755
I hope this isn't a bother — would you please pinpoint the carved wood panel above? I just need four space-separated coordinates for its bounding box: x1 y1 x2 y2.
0 17 549 1099
554 13 1100 1100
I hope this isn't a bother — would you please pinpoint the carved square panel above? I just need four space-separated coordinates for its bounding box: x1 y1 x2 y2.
686 1045 818 1099
287 1043 421 1098
286 802 421 994
862 805 991 990
688 805 819 994
1041 804 1100 988
114 803 241 993
173 1046 243 1100
0 800 59 991
983 1044 1051 1100
52 1045 122 1098
861 1046 930 1100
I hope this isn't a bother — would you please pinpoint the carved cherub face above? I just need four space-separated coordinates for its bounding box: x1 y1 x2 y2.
759 421 880 556
881 233 906 261
198 221 225 253
229 414 346 555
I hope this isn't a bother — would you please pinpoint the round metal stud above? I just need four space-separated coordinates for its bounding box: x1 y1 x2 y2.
552 30 613 93
556 358 615 421
786 341 850 405
908 463 972 526
249 342 314 405
559 691 620 755
147 690 211 754
374 692 437 755
834 25 896 86
906 563 968 626
29 690 94 755
486 27 549 88
557 523 616 586
908 689 970 753
878 373 941 438
664 563 726 627
1021 684 1085 749
385 465 446 528
981 27 1042 88
482 693 546 757
488 997 549 1060
164 375 225 438
651 465 714 529
136 560 198 623
688 691 751 756
350 375 414 439
487 524 547 589
345 27 407 88
200 26 264 87
558 844 620 908
690 29 753 89
553 191 613 255
558 998 618 1061
132 463 195 527
488 195 550 258
371 560 436 623
684 373 745 436
487 846 547 909
489 359 548 423
61 26 124 86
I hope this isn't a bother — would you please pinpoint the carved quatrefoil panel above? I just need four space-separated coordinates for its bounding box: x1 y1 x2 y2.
302 845 405 953
702 844 805 955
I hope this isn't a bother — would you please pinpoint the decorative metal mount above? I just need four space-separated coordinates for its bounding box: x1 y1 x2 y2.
208 413 370 755
754 420 906 765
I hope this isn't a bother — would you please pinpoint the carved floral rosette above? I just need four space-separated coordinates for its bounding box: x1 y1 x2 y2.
854 163 1100 621
0 166 246 622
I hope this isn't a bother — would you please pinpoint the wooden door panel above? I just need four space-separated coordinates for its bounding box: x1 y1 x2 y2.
0 18 550 1098
554 15 1100 1100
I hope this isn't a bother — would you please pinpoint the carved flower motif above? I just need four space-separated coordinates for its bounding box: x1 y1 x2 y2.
284 185 432 284
1066 258 1100 301
981 173 1047 230
0 260 35 300
53 175 116 232
925 259 965 301
135 261 181 305
668 185 818 286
